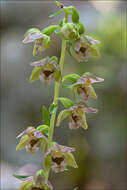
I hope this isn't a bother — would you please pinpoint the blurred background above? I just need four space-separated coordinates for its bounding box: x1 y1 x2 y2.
0 0 127 189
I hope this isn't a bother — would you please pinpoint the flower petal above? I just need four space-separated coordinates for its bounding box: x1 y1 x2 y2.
85 35 100 45
23 33 44 44
33 130 44 138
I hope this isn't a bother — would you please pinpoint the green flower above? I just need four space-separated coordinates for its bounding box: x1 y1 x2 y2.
57 103 97 130
44 143 78 173
19 174 53 190
23 28 50 56
70 35 100 62
30 57 61 84
16 126 47 153
72 72 104 101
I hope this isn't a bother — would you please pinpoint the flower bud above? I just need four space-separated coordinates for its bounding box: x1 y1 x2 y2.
61 23 79 40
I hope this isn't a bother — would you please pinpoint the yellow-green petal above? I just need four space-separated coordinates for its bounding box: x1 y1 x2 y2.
16 135 29 151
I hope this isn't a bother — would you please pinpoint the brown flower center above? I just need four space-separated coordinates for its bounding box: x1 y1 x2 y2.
72 115 80 123
30 139 38 147
43 70 53 77
80 47 86 54
52 156 64 165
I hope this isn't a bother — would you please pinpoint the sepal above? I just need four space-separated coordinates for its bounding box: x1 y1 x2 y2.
16 135 29 151
64 152 78 168
56 109 72 127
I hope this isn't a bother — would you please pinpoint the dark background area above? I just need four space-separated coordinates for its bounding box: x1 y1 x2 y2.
0 1 127 189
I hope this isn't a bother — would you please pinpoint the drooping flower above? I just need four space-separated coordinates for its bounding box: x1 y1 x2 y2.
44 143 77 173
16 126 47 153
72 72 104 101
70 35 100 62
19 174 53 190
30 56 61 84
23 28 50 56
57 103 97 130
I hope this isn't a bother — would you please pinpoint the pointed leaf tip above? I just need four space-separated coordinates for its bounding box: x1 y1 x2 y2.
58 97 74 109
42 106 50 126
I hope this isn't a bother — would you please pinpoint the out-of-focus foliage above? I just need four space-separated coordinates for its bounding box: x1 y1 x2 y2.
1 1 126 189
97 15 126 60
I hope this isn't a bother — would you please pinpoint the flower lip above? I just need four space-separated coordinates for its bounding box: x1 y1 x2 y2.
26 137 40 153
52 156 65 165
69 114 82 129
43 70 54 77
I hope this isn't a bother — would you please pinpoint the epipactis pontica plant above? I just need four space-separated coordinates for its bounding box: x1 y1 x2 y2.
14 1 104 189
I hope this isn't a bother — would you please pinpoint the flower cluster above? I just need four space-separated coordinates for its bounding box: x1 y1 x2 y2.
15 1 104 190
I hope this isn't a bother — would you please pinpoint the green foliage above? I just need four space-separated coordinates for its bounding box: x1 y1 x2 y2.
62 73 80 83
72 7 79 23
13 174 30 180
58 97 74 108
37 125 49 134
42 25 59 35
49 103 58 114
42 106 50 126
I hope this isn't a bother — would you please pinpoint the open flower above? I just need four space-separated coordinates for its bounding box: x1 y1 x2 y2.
57 103 97 130
19 174 53 190
72 72 104 101
23 28 50 56
44 143 77 173
16 126 47 153
70 35 100 62
30 57 61 84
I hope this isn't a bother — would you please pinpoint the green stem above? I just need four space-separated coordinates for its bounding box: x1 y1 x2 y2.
48 39 66 141
46 39 66 178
